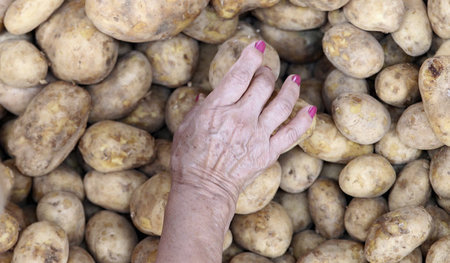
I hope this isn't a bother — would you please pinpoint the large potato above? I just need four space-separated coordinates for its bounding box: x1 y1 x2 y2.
418 56 450 146
87 51 152 122
273 254 295 263
211 0 279 19
131 236 159 263
0 212 19 253
364 206 432 263
139 139 171 176
230 252 273 263
332 93 391 145
36 0 118 85
86 210 137 263
191 43 218 92
435 40 450 56
84 170 147 213
308 178 346 238
0 40 47 88
323 23 384 78
8 81 90 176
299 239 366 263
397 248 422 263
0 80 43 115
68 246 95 263
274 191 311 233
37 191 85 246
339 154 395 198
436 196 450 213
397 102 444 150
299 113 373 163
430 146 450 199
388 159 431 210
344 197 388 242
328 8 348 25
253 0 325 31
0 0 13 31
12 221 69 263
4 160 32 204
375 63 420 108
427 0 450 39
344 0 405 33
78 120 155 173
137 34 198 88
380 35 414 68
278 147 322 193
421 205 450 255
291 230 325 260
85 0 208 42
4 0 63 34
231 201 293 258
236 162 281 214
425 235 450 263
130 172 171 236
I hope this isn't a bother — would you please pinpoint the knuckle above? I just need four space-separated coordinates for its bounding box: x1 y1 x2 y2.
286 126 302 143
228 68 252 84
277 99 294 116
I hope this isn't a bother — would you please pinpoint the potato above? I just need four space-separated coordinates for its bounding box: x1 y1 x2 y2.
236 162 281 214
0 213 19 253
425 235 450 263
120 86 170 133
68 246 95 263
322 69 368 113
0 162 14 212
259 23 323 64
0 40 47 88
430 146 450 199
192 43 218 92
32 164 84 202
313 56 335 81
375 63 420 108
3 160 32 204
436 196 450 213
286 63 314 81
308 178 346 238
0 80 43 115
0 251 12 263
274 191 310 233
397 102 444 150
86 210 137 263
183 6 238 44
344 197 388 242
37 191 85 246
427 0 450 39
299 113 373 163
435 40 450 56
273 254 295 263
139 139 172 176
130 172 171 236
300 0 349 11
230 252 273 263
36 0 118 85
397 248 422 263
364 206 433 263
253 0 325 31
339 154 395 198
4 202 26 230
131 236 159 263
137 34 198 88
4 0 63 34
380 35 414 68
298 79 324 113
12 221 69 263
232 201 293 258
84 170 146 213
165 86 205 133
87 51 152 122
211 0 279 19
78 120 155 173
291 230 325 260
299 239 366 263
319 162 344 181
388 159 431 210
323 23 384 78
86 0 208 42
222 243 244 263
421 205 450 255
344 0 405 33
278 147 322 193
328 8 348 25
8 81 90 176
0 0 13 31
332 93 391 145
418 56 450 146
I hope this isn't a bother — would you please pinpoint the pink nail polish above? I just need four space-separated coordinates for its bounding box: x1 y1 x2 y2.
255 40 266 53
308 106 317 119
292 75 301 86
195 94 200 102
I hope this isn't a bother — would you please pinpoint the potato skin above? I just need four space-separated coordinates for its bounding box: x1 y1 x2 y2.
0 212 19 253
36 0 118 85
299 239 366 263
87 51 152 122
427 0 450 39
86 210 137 263
323 23 384 78
0 81 43 115
308 178 346 238
275 191 311 233
380 35 414 68
230 252 273 263
0 0 13 32
4 0 64 34
398 248 422 263
4 160 32 204
8 81 90 176
191 43 218 92
425 235 450 263
418 56 450 146
12 221 69 263
429 146 450 199
231 201 293 258
301 0 349 11
364 206 433 263
165 86 204 133
131 236 159 263
421 205 450 255
291 230 325 260
139 139 172 176
211 0 279 19
68 246 95 263
78 120 155 173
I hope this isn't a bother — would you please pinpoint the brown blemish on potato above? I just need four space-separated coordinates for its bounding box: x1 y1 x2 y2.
428 60 443 78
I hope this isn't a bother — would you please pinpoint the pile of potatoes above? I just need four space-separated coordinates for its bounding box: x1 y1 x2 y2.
0 0 449 262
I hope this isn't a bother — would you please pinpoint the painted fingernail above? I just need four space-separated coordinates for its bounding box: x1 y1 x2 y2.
308 106 317 119
195 94 200 102
292 74 301 86
255 40 266 53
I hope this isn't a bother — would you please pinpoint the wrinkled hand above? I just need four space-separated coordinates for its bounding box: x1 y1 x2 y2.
171 41 316 203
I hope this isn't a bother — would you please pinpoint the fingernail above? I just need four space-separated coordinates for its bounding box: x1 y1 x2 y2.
255 40 266 53
291 74 301 86
308 106 317 119
195 94 200 102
